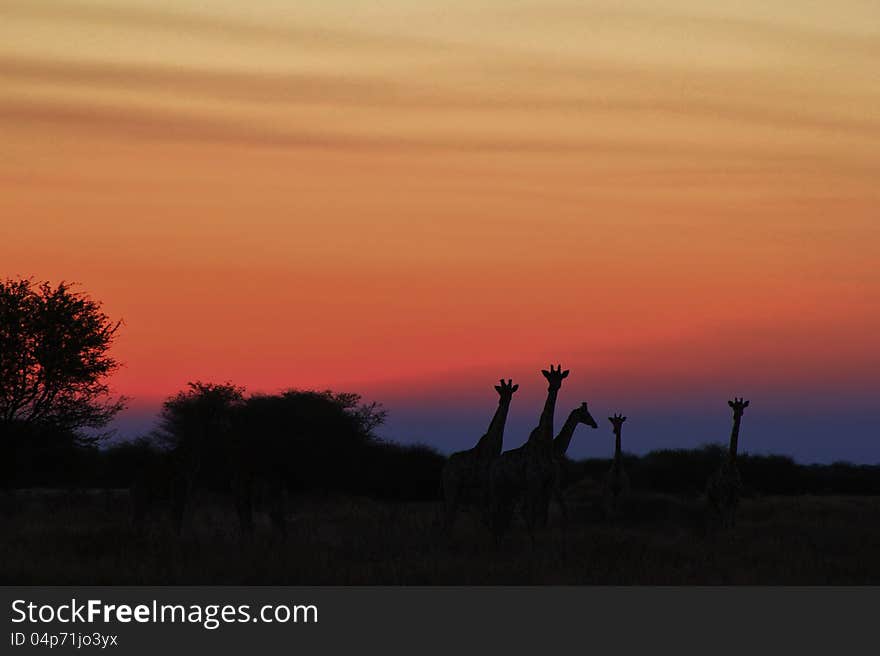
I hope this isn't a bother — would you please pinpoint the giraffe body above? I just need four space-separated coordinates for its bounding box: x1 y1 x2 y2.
441 446 496 528
706 398 749 531
603 463 630 519
544 403 599 528
489 365 568 541
442 380 517 532
603 414 629 519
490 438 557 537
706 460 741 530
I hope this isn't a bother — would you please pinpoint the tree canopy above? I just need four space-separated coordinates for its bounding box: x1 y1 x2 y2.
0 278 125 443
151 382 390 492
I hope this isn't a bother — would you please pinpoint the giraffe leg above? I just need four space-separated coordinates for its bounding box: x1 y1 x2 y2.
488 494 507 549
129 479 146 531
554 487 569 528
268 499 286 540
489 480 514 545
543 484 554 528
478 494 490 531
442 478 460 536
553 486 569 560
709 502 723 537
266 474 287 540
488 491 503 542
537 486 550 529
233 472 254 540
478 478 494 530
171 473 190 537
603 487 613 521
526 508 537 550
524 485 540 549
727 501 738 531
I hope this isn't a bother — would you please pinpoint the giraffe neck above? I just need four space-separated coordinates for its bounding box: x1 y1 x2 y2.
613 430 622 469
529 386 559 444
553 410 580 458
476 397 512 457
728 415 742 464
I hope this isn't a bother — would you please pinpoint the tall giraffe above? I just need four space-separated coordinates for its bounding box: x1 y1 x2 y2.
706 398 750 530
442 379 518 533
547 402 598 528
489 364 569 542
603 413 629 518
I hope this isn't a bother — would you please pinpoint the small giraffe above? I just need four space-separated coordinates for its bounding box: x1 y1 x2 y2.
706 397 750 531
442 379 518 533
546 402 598 529
489 364 569 542
603 413 630 519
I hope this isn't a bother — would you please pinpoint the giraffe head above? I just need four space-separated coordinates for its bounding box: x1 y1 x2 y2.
609 413 626 433
494 378 519 402
574 402 599 428
728 397 750 418
541 363 569 390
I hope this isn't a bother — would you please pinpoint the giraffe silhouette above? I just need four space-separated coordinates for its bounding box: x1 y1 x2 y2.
489 364 568 543
603 413 629 519
706 398 750 531
441 379 518 533
546 402 598 530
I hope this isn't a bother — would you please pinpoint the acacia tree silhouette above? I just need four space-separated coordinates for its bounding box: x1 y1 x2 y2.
0 278 125 487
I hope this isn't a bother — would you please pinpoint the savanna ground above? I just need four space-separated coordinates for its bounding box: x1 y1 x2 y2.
3 482 880 585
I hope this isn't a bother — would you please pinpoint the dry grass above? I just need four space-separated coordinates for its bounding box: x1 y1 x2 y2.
2 486 880 584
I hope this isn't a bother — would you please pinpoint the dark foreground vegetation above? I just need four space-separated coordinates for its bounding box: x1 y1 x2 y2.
3 485 880 585
3 444 880 584
8 439 880 499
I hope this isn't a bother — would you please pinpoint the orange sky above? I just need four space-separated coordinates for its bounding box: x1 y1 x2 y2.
1 1 878 456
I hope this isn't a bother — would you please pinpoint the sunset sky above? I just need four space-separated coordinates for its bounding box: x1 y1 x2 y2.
2 1 878 462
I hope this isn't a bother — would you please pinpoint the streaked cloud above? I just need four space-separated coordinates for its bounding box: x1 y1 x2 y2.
2 0 467 55
2 55 878 143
